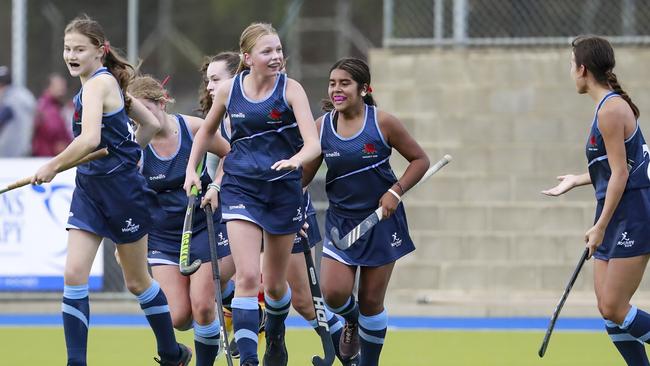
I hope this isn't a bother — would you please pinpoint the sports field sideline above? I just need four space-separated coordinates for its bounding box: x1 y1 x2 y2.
0 317 624 365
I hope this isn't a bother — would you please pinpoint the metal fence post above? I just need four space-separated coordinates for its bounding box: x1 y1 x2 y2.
434 0 444 47
453 0 467 48
383 0 394 47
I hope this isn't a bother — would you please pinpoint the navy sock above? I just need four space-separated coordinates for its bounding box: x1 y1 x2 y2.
264 287 291 337
605 319 650 365
328 295 359 324
137 280 180 361
221 280 235 312
233 296 260 365
309 307 344 360
62 284 89 366
358 310 387 366
194 319 221 366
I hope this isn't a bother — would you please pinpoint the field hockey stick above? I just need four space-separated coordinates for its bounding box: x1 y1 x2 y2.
301 234 336 366
0 148 109 194
538 247 589 358
204 205 234 366
179 160 205 276
330 154 452 250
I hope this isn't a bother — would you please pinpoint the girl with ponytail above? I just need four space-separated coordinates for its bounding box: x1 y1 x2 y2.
32 14 192 365
543 35 650 365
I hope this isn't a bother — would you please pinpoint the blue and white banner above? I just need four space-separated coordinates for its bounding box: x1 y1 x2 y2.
0 158 103 291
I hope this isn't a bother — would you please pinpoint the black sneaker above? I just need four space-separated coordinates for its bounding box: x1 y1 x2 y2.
342 353 360 366
263 330 288 366
339 322 360 360
154 343 192 366
228 337 240 359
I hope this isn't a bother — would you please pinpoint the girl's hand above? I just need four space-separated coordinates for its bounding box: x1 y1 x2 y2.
183 169 202 196
31 162 58 185
271 157 301 171
541 175 578 196
298 221 309 239
378 190 400 219
585 224 606 259
201 186 219 210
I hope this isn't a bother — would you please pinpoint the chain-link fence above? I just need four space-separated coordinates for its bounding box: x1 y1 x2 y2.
384 0 650 47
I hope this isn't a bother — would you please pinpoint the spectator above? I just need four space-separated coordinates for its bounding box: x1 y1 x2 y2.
32 73 73 156
0 65 36 157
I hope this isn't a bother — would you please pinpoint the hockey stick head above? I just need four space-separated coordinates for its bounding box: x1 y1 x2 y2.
312 354 335 366
180 258 202 276
329 227 347 250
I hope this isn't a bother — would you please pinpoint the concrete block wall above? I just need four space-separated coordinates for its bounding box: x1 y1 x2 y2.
368 47 650 301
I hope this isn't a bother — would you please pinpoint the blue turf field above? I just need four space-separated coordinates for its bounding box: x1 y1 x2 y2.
0 314 605 331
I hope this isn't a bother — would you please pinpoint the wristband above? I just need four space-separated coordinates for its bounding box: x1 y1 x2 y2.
208 183 221 192
387 188 401 202
395 181 405 194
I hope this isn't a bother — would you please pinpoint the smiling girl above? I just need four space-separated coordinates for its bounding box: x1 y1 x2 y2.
302 57 430 366
184 23 320 366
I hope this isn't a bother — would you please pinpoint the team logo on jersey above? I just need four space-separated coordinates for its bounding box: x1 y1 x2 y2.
269 108 282 120
292 207 303 222
325 151 341 158
121 218 141 233
231 112 246 118
617 232 635 248
73 109 81 124
588 134 598 152
228 203 246 210
362 143 378 159
217 232 229 246
390 232 402 247
149 174 166 181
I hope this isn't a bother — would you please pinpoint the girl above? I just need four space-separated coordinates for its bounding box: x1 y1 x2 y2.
184 23 320 366
302 57 430 366
32 15 191 365
129 75 233 366
543 35 650 366
200 51 348 364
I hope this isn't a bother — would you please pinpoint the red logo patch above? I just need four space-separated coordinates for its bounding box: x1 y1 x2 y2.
269 108 282 120
363 143 376 154
589 135 597 146
73 109 81 123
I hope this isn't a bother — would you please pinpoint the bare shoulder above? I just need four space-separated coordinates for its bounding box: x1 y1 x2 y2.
180 114 205 135
84 73 114 94
285 77 306 94
598 97 635 124
376 109 401 128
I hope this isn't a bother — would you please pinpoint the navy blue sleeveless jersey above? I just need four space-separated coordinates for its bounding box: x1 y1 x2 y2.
72 67 141 175
224 71 303 181
140 114 211 241
321 105 398 217
587 92 650 200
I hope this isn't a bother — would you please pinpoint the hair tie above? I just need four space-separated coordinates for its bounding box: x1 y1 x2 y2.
103 41 111 55
161 75 171 87
367 85 373 93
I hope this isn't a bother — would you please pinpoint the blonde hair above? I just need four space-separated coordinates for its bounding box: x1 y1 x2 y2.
128 75 175 105
237 22 278 74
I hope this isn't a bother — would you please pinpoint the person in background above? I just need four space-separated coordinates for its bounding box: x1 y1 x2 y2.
0 65 36 157
32 73 73 156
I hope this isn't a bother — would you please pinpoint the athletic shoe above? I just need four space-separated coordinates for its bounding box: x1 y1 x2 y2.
227 337 240 359
154 343 192 365
339 322 360 360
342 353 360 366
263 329 288 366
